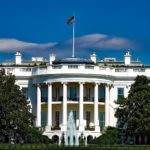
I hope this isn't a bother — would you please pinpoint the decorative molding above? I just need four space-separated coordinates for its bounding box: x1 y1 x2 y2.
36 83 41 87
126 84 131 88
109 84 114 88
94 81 99 85
46 82 53 85
79 82 85 85
61 81 67 85
99 82 107 87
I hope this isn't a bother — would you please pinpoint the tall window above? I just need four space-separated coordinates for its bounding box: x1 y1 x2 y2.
99 112 105 131
87 87 91 98
70 86 77 100
55 111 59 127
98 87 105 102
41 87 48 102
55 87 60 100
86 111 91 127
118 88 124 98
22 87 28 99
41 111 47 128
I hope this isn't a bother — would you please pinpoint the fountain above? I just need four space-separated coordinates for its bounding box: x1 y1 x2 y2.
66 110 78 146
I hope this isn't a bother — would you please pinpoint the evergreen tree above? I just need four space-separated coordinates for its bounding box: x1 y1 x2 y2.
0 69 34 142
115 75 150 135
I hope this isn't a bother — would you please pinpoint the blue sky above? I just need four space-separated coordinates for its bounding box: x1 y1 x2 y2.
0 0 150 64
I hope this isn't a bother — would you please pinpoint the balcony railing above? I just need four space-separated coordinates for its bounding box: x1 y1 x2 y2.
32 64 150 77
85 126 95 131
51 126 60 130
85 66 94 69
68 97 79 101
115 68 127 72
41 96 105 103
133 68 145 72
52 65 62 69
68 65 78 69
52 97 62 102
41 97 48 102
84 97 94 102
98 97 105 102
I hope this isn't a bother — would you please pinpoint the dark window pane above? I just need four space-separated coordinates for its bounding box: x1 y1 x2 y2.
98 87 105 102
99 112 105 130
70 86 77 98
41 87 48 102
41 111 47 128
118 88 124 98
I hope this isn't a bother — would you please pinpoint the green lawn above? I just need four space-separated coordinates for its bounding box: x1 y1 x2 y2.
0 144 150 150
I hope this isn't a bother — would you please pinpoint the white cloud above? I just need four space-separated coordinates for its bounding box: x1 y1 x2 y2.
0 39 57 52
0 34 135 57
72 34 133 50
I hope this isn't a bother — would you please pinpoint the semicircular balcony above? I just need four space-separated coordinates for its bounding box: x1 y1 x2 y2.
32 64 149 78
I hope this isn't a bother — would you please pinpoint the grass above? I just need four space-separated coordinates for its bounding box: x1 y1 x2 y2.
0 144 150 150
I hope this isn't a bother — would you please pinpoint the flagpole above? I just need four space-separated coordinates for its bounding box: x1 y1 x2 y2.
72 20 75 58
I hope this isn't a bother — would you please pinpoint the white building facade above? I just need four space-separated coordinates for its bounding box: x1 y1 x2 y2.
1 50 150 144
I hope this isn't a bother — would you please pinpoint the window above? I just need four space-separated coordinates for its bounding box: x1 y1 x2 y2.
22 87 28 98
99 112 105 131
55 111 60 127
98 87 105 102
55 87 60 101
85 87 93 102
87 87 91 99
41 87 48 102
41 111 47 128
86 111 91 127
118 88 124 98
69 86 77 100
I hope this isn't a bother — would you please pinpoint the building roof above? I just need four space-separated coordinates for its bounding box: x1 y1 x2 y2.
53 57 94 65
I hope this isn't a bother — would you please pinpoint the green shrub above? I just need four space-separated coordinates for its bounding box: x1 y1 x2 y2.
91 126 120 145
26 127 52 144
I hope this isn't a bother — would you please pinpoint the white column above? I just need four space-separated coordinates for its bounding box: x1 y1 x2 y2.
61 82 67 131
105 84 110 127
125 85 130 98
36 84 41 127
94 82 100 131
79 82 84 131
46 83 52 131
109 85 115 127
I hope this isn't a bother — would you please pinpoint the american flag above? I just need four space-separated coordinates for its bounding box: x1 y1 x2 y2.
67 16 75 25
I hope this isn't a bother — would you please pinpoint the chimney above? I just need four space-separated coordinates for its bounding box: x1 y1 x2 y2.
15 51 22 64
49 53 56 64
90 52 97 63
124 49 131 65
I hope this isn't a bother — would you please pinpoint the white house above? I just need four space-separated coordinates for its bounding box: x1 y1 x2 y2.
1 50 149 144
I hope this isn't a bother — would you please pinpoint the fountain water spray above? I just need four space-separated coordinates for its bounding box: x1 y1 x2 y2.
66 110 78 146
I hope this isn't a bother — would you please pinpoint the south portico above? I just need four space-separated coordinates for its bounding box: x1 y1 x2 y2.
34 79 113 143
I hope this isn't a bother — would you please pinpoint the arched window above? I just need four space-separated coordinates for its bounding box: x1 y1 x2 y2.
52 135 59 144
87 135 93 144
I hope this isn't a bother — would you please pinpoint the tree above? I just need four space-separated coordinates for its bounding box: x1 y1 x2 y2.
0 69 34 142
115 75 150 136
